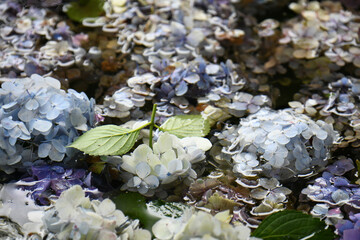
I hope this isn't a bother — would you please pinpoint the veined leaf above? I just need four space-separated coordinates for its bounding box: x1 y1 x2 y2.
252 210 335 240
69 125 139 156
160 115 210 138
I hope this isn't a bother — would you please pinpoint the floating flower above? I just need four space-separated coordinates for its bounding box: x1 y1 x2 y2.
213 108 338 179
17 165 100 205
0 74 95 173
26 185 152 239
250 178 292 216
120 132 211 196
152 209 252 240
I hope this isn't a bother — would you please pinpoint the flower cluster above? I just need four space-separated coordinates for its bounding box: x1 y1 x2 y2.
302 172 360 208
152 209 252 240
185 173 291 227
0 1 90 76
289 76 360 148
336 212 360 240
0 74 95 173
204 91 272 118
18 165 100 205
2 0 360 239
243 0 360 78
249 178 292 216
24 185 151 239
92 0 243 63
90 0 262 121
300 157 356 231
120 132 212 196
185 175 257 227
213 108 338 180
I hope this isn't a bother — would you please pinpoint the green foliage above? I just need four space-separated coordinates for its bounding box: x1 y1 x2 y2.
111 192 160 231
252 210 335 240
70 105 210 156
69 125 140 156
66 0 104 22
160 115 210 138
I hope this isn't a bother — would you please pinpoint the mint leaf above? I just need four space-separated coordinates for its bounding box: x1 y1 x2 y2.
160 115 210 138
69 125 139 156
66 0 104 22
252 210 335 240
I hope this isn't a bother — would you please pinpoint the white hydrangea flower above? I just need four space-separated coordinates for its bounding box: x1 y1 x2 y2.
120 132 212 195
152 209 252 240
37 185 151 240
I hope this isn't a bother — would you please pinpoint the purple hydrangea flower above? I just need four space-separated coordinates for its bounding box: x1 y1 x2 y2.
336 212 360 240
302 171 360 208
18 165 101 205
326 157 355 176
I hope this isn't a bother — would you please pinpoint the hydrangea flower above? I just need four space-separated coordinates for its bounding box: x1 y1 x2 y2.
225 93 271 118
213 108 338 179
25 185 151 239
324 77 359 117
185 173 270 227
0 1 88 76
303 157 356 230
82 0 248 120
101 87 146 119
152 209 252 240
0 74 95 173
17 165 100 205
120 132 212 196
310 203 344 226
326 156 355 176
250 178 292 216
336 212 360 240
302 171 360 207
115 57 245 119
289 76 360 149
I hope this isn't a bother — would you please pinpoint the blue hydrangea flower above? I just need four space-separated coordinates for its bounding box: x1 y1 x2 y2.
213 108 338 179
0 74 95 173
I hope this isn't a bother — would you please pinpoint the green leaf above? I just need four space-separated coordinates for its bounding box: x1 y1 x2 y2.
66 0 104 22
308 227 336 240
68 125 140 156
160 115 210 138
252 210 335 240
111 192 160 231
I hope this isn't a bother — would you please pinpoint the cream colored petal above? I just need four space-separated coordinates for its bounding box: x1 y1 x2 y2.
154 133 173 154
97 198 116 217
214 210 231 223
180 137 212 151
161 149 177 165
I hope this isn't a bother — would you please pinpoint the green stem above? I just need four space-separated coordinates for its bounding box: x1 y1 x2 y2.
149 104 157 149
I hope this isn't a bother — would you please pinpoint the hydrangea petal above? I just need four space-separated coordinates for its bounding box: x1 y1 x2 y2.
32 119 52 133
135 162 151 179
